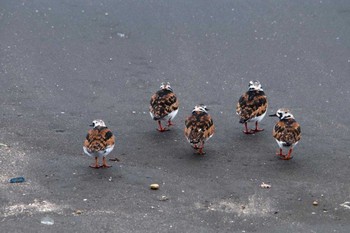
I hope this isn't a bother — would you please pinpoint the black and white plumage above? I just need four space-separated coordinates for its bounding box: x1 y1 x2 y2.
184 105 215 155
236 80 268 134
149 82 179 132
270 108 301 160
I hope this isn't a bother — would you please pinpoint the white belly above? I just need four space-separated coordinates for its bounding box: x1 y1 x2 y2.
249 111 266 123
150 109 178 121
275 139 298 149
164 109 178 121
83 145 114 158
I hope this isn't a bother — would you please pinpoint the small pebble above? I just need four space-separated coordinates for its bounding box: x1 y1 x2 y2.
41 216 54 225
313 201 319 206
150 184 159 190
159 195 169 201
9 177 25 183
75 210 83 215
260 182 271 188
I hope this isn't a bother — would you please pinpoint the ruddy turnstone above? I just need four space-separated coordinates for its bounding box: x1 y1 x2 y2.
83 119 115 168
184 105 215 155
149 82 179 132
269 108 301 160
236 80 268 134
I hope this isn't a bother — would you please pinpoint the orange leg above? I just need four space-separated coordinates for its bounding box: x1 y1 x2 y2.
89 157 100 169
195 142 206 155
243 122 254 134
281 148 294 160
100 157 112 168
157 121 169 132
276 148 286 157
167 119 175 127
252 121 264 132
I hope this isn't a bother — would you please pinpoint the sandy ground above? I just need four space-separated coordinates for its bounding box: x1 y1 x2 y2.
1 0 350 232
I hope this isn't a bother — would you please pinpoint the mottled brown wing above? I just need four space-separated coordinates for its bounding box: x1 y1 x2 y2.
150 91 179 119
84 128 115 152
236 91 268 122
184 113 214 142
273 120 301 145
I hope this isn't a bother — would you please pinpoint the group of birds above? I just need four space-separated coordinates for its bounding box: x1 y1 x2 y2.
83 81 301 168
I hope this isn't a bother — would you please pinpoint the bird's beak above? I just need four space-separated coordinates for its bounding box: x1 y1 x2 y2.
89 124 94 127
269 114 277 117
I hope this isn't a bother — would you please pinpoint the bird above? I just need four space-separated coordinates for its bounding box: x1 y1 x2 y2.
149 82 179 132
83 119 115 168
236 80 268 134
269 108 301 160
184 104 215 155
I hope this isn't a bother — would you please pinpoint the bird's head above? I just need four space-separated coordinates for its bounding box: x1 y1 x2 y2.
269 108 294 120
89 119 107 128
248 80 263 92
160 82 173 92
192 104 209 113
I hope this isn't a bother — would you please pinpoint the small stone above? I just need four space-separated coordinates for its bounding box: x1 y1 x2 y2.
260 182 271 189
117 33 126 38
150 184 159 190
340 201 350 209
313 201 319 206
75 210 83 215
41 216 54 225
159 195 169 201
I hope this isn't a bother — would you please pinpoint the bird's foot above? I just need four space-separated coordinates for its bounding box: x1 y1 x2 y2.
89 165 100 169
243 129 255 134
100 164 112 168
194 148 206 155
279 155 293 160
167 121 175 127
252 128 264 133
276 152 287 157
157 127 170 132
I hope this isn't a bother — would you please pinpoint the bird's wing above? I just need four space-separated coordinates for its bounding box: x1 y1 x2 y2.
273 120 301 145
237 92 267 122
185 113 214 142
84 128 115 152
150 91 178 119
